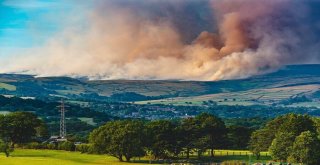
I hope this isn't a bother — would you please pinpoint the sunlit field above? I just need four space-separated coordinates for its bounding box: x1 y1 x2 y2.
0 149 275 165
0 149 152 165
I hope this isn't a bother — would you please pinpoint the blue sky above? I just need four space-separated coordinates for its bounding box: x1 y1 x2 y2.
0 0 88 57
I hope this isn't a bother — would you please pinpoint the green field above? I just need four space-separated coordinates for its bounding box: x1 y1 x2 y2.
78 117 96 126
0 149 152 165
0 83 16 91
137 84 320 106
0 111 10 115
0 149 275 165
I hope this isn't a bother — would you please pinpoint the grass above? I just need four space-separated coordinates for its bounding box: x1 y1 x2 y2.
136 84 320 107
78 117 96 126
0 149 153 165
0 149 300 165
288 101 320 108
0 111 10 115
0 149 274 165
0 83 16 91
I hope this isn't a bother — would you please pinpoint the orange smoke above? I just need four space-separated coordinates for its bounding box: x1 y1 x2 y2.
0 0 295 80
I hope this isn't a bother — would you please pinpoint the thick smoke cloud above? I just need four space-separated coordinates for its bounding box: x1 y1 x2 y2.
1 0 320 80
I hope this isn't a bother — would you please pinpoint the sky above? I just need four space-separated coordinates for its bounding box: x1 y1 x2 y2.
0 0 88 56
0 0 320 81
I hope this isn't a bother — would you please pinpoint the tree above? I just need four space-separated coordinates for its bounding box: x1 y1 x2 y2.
171 124 185 158
0 139 12 157
196 113 227 157
179 117 199 159
36 122 50 140
288 131 320 165
269 132 295 161
89 120 145 162
0 112 43 147
146 120 177 159
249 129 272 159
277 114 316 136
193 136 209 159
227 125 251 149
250 113 317 160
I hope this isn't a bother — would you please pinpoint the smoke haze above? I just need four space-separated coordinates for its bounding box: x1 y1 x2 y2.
1 0 320 80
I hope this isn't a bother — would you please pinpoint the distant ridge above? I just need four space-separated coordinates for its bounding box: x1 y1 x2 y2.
0 64 320 103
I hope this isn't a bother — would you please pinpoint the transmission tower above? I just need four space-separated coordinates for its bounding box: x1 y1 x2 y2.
58 99 67 138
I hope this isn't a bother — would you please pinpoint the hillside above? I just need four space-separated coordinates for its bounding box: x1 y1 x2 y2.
139 65 320 107
0 64 320 106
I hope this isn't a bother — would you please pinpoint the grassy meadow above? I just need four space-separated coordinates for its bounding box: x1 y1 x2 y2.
0 149 274 165
0 83 16 91
0 149 152 165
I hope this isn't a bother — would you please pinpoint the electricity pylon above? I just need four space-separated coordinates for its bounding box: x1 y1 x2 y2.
58 99 67 138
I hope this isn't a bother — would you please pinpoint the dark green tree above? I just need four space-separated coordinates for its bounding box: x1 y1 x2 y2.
227 125 252 149
171 124 185 158
249 129 271 159
269 132 295 161
0 112 43 147
196 113 227 157
146 120 177 159
250 113 317 159
0 139 12 157
89 120 145 162
277 114 316 136
179 117 199 159
288 131 320 165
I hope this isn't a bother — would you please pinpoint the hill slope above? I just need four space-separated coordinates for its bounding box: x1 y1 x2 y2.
1 64 320 105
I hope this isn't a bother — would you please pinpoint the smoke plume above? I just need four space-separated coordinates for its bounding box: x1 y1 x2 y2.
1 0 320 80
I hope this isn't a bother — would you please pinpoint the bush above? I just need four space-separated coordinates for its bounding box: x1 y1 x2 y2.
58 141 75 151
24 142 44 149
221 161 247 165
47 143 57 150
75 144 92 153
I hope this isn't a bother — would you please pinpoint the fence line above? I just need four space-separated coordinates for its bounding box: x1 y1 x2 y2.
211 150 270 157
185 150 270 157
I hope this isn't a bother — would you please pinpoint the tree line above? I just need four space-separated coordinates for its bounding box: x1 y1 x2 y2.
1 110 320 165
0 112 251 159
89 113 320 164
89 113 252 162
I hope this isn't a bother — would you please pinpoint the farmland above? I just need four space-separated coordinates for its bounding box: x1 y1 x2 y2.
137 84 320 107
0 83 16 91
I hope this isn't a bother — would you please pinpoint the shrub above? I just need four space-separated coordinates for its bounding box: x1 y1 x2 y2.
47 143 57 150
75 144 91 153
221 161 247 165
24 142 43 149
58 141 75 151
